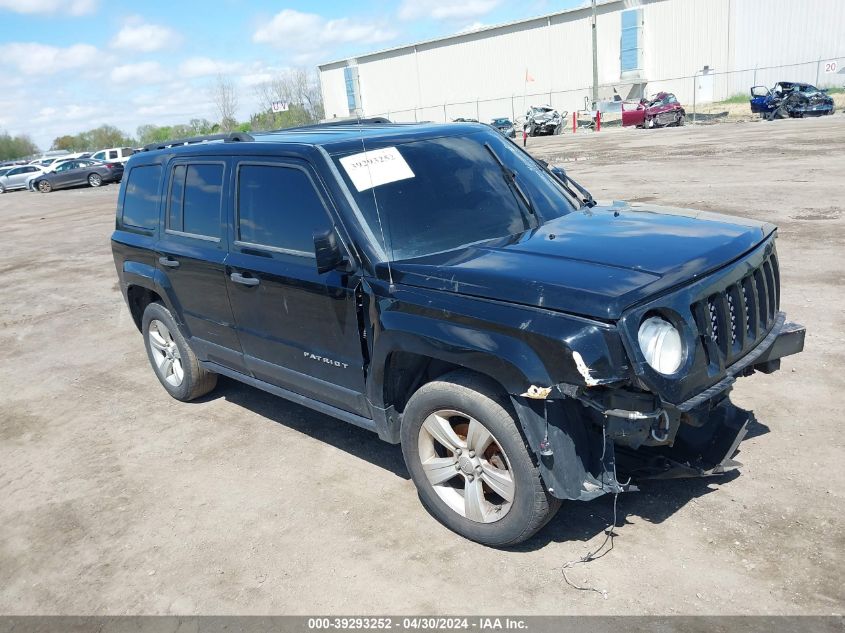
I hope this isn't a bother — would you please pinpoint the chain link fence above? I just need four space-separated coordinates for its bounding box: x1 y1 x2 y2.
368 56 845 127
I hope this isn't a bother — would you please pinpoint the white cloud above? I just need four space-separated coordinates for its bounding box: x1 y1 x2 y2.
0 0 97 16
253 9 396 55
110 61 164 84
178 57 242 79
457 21 487 34
0 42 99 74
110 17 180 52
398 0 501 22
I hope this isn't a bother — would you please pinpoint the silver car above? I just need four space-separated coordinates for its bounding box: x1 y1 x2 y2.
0 164 44 193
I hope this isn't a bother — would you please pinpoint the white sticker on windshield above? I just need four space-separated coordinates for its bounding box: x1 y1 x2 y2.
339 146 415 192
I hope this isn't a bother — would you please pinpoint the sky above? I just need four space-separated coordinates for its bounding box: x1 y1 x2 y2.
0 0 583 149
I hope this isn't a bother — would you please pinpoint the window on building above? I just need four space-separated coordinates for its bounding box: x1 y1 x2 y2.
166 163 224 238
620 9 643 74
237 164 331 254
344 65 361 116
122 165 162 229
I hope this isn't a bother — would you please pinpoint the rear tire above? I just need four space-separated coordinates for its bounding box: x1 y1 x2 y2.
37 180 52 193
141 302 217 401
401 370 560 547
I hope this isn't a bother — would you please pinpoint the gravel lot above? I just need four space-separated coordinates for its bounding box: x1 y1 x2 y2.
1 116 843 615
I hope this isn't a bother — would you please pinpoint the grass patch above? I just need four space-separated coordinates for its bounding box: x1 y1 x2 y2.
720 93 750 104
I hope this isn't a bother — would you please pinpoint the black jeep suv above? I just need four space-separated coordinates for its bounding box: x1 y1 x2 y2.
112 123 804 546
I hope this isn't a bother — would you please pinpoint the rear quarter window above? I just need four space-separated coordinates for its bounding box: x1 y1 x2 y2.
121 165 162 230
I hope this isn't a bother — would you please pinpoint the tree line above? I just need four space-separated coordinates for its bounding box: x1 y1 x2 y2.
2 69 326 161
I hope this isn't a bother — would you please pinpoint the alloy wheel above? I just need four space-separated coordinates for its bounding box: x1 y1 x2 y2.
417 409 515 523
147 319 184 387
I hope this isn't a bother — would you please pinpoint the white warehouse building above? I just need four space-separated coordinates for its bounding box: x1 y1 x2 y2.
318 0 845 124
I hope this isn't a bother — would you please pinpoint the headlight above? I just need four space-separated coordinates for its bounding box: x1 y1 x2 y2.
637 316 683 374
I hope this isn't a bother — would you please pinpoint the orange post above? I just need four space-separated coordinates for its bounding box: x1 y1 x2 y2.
595 110 601 132
572 111 577 134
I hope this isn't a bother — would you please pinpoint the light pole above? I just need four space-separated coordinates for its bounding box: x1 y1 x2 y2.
591 0 599 108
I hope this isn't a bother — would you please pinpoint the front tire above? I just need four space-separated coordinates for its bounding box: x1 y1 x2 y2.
401 370 560 547
142 302 217 401
88 173 102 187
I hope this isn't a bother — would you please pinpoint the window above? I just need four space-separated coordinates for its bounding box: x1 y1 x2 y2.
237 164 331 254
620 9 643 74
344 65 361 116
121 148 135 158
332 132 576 261
168 165 186 232
108 150 118 160
167 163 223 238
92 152 105 161
122 165 162 229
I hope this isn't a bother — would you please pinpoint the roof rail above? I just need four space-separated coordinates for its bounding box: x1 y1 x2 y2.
142 132 254 152
267 117 393 133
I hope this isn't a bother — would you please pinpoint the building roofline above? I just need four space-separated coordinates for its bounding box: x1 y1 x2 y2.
318 0 624 70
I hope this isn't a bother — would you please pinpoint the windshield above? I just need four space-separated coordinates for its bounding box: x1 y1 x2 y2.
332 130 578 261
493 118 512 125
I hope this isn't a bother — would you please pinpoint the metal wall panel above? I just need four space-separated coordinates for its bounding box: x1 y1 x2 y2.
318 0 844 120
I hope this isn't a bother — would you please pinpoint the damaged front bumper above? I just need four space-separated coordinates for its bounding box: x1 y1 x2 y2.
511 317 805 501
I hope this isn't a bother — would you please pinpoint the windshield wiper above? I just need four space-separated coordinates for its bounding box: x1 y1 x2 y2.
536 159 595 208
484 142 538 229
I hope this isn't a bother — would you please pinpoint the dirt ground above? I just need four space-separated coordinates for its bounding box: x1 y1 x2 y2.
1 116 843 616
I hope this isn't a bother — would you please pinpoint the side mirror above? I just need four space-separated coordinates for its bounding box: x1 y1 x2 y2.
314 229 345 274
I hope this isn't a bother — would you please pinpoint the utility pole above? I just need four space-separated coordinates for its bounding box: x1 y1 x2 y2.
591 0 598 108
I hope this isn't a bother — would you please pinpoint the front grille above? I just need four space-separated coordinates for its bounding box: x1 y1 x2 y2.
692 252 779 369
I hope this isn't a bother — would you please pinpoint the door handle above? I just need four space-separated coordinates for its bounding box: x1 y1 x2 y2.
230 272 260 287
159 256 180 268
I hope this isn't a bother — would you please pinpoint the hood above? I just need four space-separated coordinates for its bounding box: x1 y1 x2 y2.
385 203 776 320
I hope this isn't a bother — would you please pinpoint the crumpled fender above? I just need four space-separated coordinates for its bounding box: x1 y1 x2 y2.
365 282 630 407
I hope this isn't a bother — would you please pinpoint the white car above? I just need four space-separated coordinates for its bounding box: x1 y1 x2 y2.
0 164 45 193
90 147 134 164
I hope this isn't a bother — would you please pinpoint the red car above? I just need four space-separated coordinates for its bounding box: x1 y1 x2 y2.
622 92 686 128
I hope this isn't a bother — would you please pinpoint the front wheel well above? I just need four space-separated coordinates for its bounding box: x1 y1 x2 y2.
126 285 162 332
383 352 465 415
382 351 519 417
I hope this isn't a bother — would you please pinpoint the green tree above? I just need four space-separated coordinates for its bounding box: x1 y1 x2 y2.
0 131 38 161
51 135 79 151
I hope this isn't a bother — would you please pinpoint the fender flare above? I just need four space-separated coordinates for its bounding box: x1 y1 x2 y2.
122 261 185 331
368 320 554 410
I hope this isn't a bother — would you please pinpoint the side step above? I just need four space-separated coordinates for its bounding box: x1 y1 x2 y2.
201 361 379 435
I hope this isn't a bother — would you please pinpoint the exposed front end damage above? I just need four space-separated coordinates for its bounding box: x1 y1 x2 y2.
508 240 806 502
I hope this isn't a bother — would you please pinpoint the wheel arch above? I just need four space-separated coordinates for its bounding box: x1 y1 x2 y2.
370 329 551 412
122 261 182 333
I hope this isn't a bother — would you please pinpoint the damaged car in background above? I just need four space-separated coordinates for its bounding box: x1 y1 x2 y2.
524 105 564 136
751 81 835 119
113 122 805 547
622 92 686 128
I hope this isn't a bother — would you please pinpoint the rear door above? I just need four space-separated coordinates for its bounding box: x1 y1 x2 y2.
224 158 369 416
156 157 245 372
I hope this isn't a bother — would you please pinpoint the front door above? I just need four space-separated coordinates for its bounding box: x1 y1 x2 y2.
51 161 85 188
224 158 369 417
156 157 245 372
